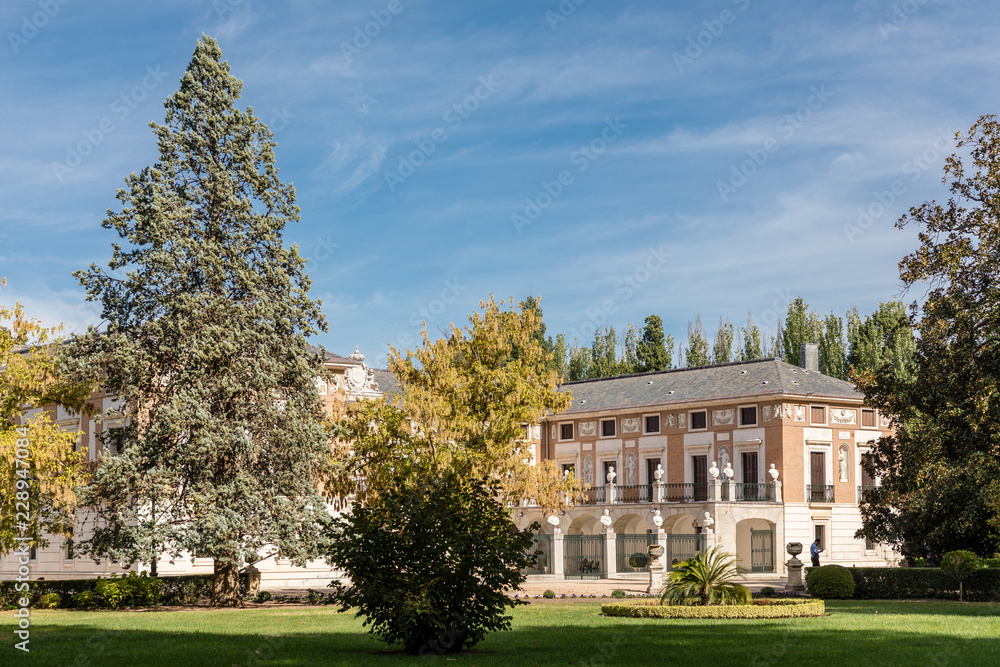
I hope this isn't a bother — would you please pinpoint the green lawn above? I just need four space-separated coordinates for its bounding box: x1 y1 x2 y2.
2 600 998 666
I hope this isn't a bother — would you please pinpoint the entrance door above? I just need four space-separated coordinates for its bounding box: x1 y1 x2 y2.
750 528 774 572
741 451 758 499
693 455 707 501
810 452 826 501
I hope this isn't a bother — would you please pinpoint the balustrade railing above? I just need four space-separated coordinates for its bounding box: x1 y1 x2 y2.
807 484 835 503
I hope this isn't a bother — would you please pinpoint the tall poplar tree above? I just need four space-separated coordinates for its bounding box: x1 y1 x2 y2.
818 312 847 379
738 312 763 361
780 298 819 365
712 317 735 364
685 315 711 367
636 315 672 372
67 37 331 606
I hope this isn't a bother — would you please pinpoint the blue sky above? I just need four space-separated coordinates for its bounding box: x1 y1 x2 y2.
1 0 996 367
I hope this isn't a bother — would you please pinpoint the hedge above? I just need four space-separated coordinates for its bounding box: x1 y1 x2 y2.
0 572 255 610
601 598 825 619
847 567 1000 602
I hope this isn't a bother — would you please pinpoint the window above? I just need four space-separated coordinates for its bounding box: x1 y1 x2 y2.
741 451 758 484
739 406 757 426
559 423 574 441
561 463 575 477
861 408 876 428
814 524 825 550
644 414 660 434
66 539 74 560
690 411 707 430
29 545 36 560
865 535 874 550
810 406 826 424
601 419 616 437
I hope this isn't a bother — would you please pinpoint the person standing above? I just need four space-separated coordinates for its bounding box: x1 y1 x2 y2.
810 538 823 567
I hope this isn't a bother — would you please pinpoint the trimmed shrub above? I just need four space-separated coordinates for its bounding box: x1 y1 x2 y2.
255 591 273 603
611 588 626 599
628 552 649 569
940 551 980 601
38 593 62 609
543 589 555 599
602 598 824 619
806 565 855 599
759 586 775 597
848 567 1000 601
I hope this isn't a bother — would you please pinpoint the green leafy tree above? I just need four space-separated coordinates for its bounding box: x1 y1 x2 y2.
685 315 711 367
780 298 819 365
818 312 847 379
568 341 590 381
939 550 980 601
854 117 1000 560
659 547 750 606
846 302 916 381
589 326 620 378
738 312 763 361
636 315 673 372
1 279 92 555
327 472 534 654
66 37 332 606
712 317 734 364
620 323 639 375
551 333 569 380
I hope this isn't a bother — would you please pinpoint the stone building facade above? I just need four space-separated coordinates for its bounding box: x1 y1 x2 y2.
515 344 894 580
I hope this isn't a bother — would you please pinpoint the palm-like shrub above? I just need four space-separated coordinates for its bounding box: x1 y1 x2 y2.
659 547 751 606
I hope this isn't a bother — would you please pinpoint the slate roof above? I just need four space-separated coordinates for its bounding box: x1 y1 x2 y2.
372 369 400 401
305 344 360 366
557 358 862 415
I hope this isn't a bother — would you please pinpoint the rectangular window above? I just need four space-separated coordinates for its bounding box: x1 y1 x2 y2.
690 411 707 430
644 415 660 434
29 545 36 560
693 455 708 501
861 409 876 428
66 539 74 560
814 524 825 551
601 419 616 437
739 406 757 426
560 423 574 441
860 452 875 488
561 463 575 477
810 406 826 424
865 535 874 550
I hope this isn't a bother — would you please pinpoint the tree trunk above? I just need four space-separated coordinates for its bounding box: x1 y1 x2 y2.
212 559 242 607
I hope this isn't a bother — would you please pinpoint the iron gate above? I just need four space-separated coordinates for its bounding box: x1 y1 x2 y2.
616 533 656 574
564 534 605 579
664 534 705 570
750 528 774 573
522 534 552 576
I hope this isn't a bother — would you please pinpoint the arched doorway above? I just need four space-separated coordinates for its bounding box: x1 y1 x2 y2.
736 518 774 573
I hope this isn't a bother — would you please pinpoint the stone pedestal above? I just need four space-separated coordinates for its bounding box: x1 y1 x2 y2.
552 530 565 577
646 544 665 594
607 483 617 504
244 565 261 598
653 482 666 503
785 542 805 591
709 479 722 501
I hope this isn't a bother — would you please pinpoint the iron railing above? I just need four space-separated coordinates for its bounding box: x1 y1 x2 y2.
807 484 835 503
616 533 656 574
522 534 552 576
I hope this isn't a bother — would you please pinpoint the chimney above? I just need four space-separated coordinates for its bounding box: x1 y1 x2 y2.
800 343 819 373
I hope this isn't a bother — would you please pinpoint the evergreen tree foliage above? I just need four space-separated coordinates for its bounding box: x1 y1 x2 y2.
780 298 819 365
568 341 590 381
66 37 332 606
551 333 569 380
853 116 1000 560
620 323 639 375
846 302 916 381
818 312 847 379
712 317 734 364
589 327 619 378
685 315 711 367
636 315 672 372
738 312 763 361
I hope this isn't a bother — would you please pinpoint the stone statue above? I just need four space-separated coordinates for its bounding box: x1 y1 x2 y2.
839 447 849 482
768 463 779 481
653 463 664 482
702 512 714 532
723 462 734 481
606 466 616 484
652 509 663 528
546 515 560 527
583 456 593 486
709 461 720 481
718 447 730 480
600 509 612 528
625 453 637 485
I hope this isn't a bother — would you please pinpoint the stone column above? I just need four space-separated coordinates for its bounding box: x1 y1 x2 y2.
653 482 665 503
724 479 736 503
604 527 616 578
552 529 565 578
646 543 665 594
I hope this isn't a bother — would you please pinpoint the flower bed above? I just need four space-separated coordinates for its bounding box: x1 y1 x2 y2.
601 598 825 619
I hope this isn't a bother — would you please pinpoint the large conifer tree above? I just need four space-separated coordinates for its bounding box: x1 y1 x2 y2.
68 36 332 606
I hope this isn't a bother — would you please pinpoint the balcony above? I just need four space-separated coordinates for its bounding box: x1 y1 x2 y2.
857 485 879 503
567 480 779 506
729 482 776 502
807 484 835 503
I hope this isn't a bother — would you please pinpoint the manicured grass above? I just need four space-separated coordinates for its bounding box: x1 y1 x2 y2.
1 600 998 666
